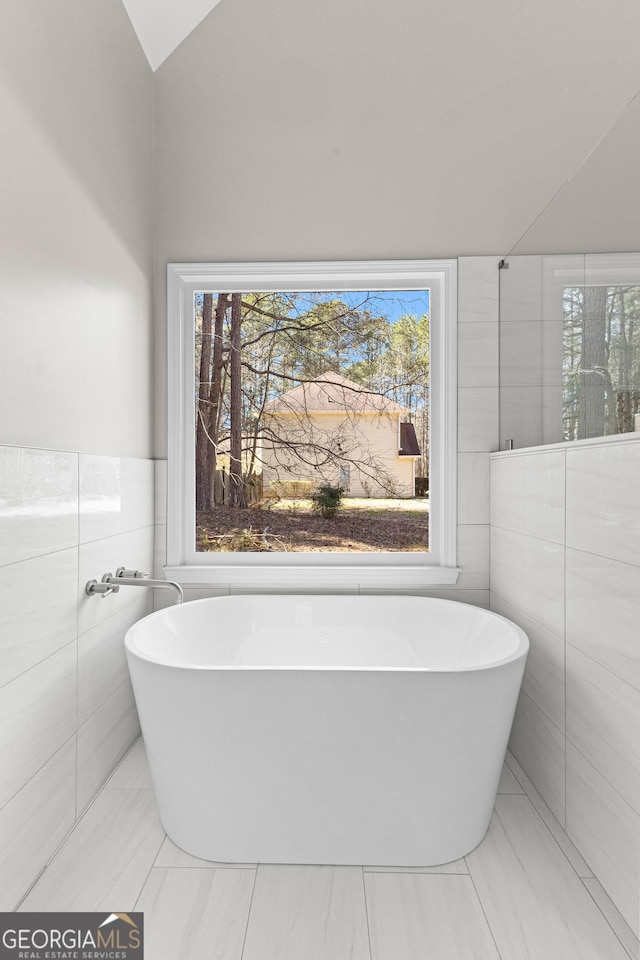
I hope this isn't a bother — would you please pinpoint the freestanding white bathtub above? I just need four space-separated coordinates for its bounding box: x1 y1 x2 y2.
125 595 528 866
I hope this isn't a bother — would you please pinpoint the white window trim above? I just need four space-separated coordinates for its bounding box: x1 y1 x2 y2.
165 260 458 588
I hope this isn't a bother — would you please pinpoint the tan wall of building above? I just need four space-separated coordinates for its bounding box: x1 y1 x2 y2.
261 411 415 497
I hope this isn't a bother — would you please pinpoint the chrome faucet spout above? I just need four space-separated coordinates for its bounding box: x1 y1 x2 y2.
85 569 183 604
106 575 183 604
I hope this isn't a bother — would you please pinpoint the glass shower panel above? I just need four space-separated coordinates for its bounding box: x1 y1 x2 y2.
568 253 640 440
499 253 640 449
499 255 583 449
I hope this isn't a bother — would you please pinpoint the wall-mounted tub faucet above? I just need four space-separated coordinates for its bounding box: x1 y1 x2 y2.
85 567 183 604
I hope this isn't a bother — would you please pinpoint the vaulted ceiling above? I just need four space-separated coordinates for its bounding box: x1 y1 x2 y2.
121 0 223 70
121 0 640 255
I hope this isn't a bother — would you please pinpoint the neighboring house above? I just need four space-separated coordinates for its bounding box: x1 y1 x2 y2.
260 372 421 498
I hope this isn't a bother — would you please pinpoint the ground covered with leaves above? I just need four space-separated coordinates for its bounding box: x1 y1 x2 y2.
196 498 429 553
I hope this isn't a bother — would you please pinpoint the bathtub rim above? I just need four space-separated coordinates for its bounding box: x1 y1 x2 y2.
125 595 529 674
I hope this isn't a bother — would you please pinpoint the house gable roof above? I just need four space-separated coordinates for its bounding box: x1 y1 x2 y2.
263 372 406 415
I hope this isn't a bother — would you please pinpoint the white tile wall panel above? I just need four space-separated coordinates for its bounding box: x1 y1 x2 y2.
0 446 78 567
76 679 140 814
490 526 564 638
490 450 565 543
0 737 76 910
0 547 77 689
77 594 151 726
566 744 640 938
79 455 154 543
509 690 565 824
456 525 490 589
0 642 76 808
458 387 499 452
566 441 640 566
566 645 640 816
457 322 499 387
491 593 565 731
78 524 154 634
457 257 499 324
458 453 490 525
566 548 640 692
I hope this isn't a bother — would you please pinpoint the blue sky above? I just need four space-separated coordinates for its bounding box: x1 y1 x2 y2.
312 289 430 323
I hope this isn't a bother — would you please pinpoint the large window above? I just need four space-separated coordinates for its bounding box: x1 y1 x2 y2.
166 261 457 588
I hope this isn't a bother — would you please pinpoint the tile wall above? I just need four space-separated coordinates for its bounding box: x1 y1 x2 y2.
490 435 640 936
153 256 499 605
0 445 155 909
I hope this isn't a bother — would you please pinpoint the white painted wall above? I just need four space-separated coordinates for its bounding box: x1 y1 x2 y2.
0 0 154 458
491 436 640 937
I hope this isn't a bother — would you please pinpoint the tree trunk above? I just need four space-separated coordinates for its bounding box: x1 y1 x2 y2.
578 286 608 439
229 293 247 508
195 294 213 510
207 293 228 503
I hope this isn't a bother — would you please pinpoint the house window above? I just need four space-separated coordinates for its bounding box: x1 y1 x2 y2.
338 464 351 491
166 261 458 588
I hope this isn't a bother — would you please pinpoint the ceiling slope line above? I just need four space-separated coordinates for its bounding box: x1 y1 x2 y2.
503 84 640 259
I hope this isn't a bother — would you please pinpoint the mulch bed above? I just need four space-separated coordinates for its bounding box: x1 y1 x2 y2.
196 505 429 553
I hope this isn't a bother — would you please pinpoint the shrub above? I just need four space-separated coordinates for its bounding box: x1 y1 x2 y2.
310 484 345 518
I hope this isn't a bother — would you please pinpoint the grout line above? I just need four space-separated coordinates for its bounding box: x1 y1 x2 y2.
13 760 132 910
565 638 640 695
489 521 565 547
565 737 640 820
490 587 563 643
0 628 78 694
0 541 78 572
562 541 640 572
0 720 77 816
78 520 156 548
581 878 640 960
77 588 150 640
360 867 374 960
104 734 143 788
239 865 259 960
466 859 506 960
14 865 48 911
504 753 593 881
133 833 167 911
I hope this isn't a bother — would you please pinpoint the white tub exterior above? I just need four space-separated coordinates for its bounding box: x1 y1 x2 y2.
125 595 528 866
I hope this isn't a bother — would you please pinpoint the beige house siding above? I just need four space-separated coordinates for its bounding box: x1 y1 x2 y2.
261 410 415 497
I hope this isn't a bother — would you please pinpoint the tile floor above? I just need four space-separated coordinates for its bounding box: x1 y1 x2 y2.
16 739 639 960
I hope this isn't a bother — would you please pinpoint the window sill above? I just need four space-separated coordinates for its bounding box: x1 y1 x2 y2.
164 564 461 590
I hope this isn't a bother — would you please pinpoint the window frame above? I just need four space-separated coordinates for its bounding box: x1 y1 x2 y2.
166 259 458 588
